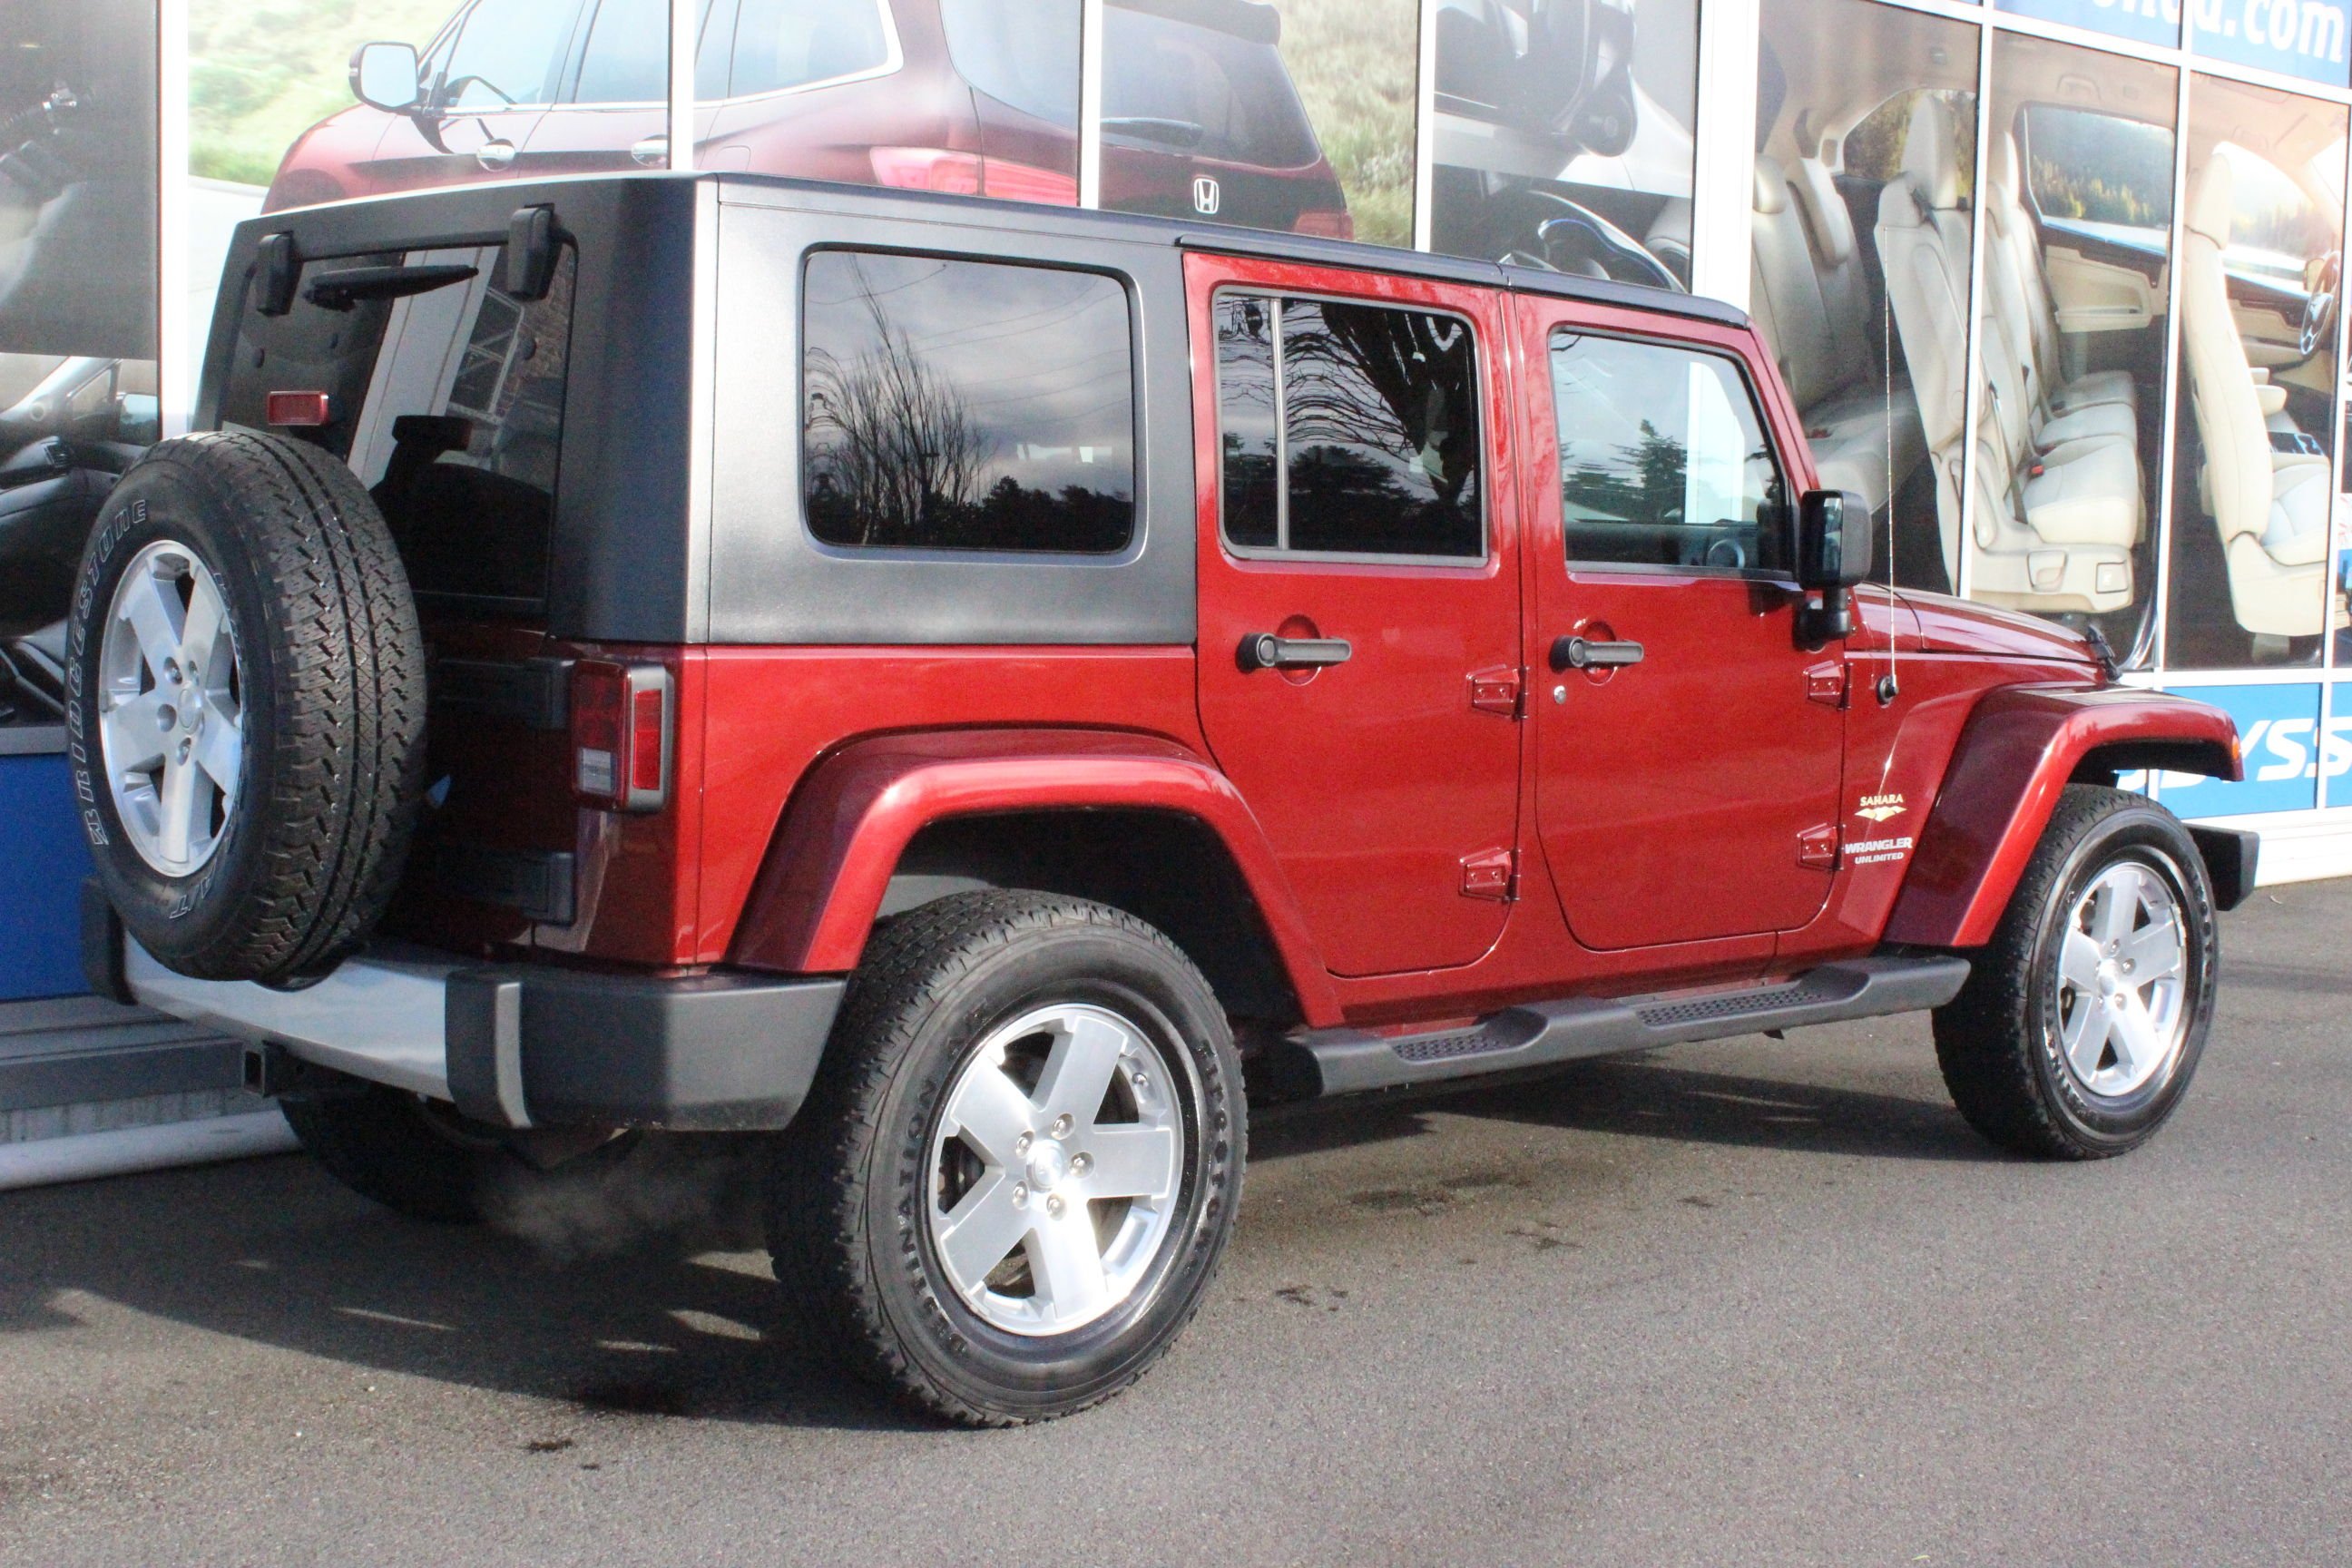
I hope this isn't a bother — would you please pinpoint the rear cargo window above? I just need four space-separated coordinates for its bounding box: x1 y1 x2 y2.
1213 290 1484 560
220 243 577 618
801 250 1136 554
1102 4 1318 167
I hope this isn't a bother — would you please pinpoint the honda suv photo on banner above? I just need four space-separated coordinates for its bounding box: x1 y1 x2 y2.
264 0 1355 241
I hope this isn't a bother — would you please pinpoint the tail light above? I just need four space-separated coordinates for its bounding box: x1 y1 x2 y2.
572 660 671 812
1293 208 1354 240
868 147 1078 206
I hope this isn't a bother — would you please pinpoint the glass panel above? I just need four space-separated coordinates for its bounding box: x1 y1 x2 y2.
1754 0 1978 594
726 0 891 98
1215 294 1280 549
0 0 159 656
2166 75 2347 670
1551 334 1790 573
1094 0 1414 248
1279 299 1484 558
801 252 1136 554
2190 0 2351 89
1995 0 2180 52
1969 35 2175 660
1431 0 1699 289
218 247 575 614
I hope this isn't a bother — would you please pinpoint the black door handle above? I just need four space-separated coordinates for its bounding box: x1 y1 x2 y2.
1550 634 1645 671
1239 632 1353 671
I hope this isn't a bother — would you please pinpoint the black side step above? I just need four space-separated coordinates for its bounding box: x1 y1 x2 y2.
1279 956 1972 1099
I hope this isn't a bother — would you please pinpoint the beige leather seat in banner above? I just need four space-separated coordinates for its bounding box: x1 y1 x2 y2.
1749 155 1923 514
2180 155 2334 639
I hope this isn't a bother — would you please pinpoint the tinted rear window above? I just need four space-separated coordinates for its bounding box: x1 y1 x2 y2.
801 250 1136 554
220 244 576 616
940 0 1080 124
1102 5 1318 167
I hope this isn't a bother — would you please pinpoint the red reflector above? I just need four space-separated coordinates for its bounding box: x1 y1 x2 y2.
1293 208 1354 240
630 685 665 794
266 390 332 427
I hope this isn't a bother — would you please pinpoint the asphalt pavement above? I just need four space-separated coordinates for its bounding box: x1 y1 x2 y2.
3 881 2348 1566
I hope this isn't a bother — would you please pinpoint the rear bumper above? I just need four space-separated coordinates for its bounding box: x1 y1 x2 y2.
93 910 843 1132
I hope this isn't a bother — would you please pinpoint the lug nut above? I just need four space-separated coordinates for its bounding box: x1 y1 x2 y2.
1050 1113 1073 1139
1011 1182 1028 1208
175 739 191 763
1014 1131 1033 1156
1045 1195 1064 1218
1071 1152 1093 1177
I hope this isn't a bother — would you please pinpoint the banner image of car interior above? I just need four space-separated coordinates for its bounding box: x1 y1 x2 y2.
1972 33 2178 659
1753 0 1977 593
1426 0 1699 287
0 0 160 730
2165 72 2348 669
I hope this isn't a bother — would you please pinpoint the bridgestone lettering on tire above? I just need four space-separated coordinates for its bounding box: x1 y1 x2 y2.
767 891 1246 1426
1933 785 2219 1161
65 432 427 984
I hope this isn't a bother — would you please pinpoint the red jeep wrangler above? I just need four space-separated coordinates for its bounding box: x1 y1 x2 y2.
68 173 2247 1426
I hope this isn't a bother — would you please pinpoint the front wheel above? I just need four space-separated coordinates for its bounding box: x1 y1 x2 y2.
767 891 1245 1426
1933 785 2218 1159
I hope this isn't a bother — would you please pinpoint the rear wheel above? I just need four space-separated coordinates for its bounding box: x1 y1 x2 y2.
1933 785 2217 1159
768 891 1245 1426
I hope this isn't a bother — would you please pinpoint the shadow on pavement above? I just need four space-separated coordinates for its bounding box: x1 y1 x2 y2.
0 1042 1994 1428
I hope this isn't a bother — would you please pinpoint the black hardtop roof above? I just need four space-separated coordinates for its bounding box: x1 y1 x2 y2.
248 168 1745 331
713 170 1749 328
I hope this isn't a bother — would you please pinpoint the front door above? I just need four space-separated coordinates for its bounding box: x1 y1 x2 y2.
1521 302 1845 951
1189 256 1522 979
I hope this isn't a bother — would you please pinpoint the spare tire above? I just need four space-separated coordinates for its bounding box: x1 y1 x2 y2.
65 431 426 984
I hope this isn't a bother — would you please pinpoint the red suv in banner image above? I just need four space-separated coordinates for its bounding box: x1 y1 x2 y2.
269 0 1354 238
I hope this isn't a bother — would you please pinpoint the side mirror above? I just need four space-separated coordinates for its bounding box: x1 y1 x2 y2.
350 42 423 113
1795 487 1872 640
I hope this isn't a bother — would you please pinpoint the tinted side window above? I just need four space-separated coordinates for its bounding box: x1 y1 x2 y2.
803 251 1135 554
439 0 581 108
1550 332 1788 573
573 0 669 103
940 0 1079 125
1214 291 1483 559
730 0 890 97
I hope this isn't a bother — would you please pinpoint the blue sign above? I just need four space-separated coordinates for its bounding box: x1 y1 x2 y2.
1997 0 2181 51
2192 0 2352 83
2159 681 2323 818
0 753 93 1002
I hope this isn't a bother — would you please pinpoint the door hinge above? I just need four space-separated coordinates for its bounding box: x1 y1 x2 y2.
1805 660 1847 708
1797 822 1839 871
1468 665 1524 718
1460 847 1518 901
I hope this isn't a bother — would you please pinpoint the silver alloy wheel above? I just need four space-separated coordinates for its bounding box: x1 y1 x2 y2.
925 1002 1192 1338
2053 858 2190 1100
96 539 244 877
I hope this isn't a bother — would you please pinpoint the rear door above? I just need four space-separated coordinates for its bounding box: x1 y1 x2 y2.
1187 254 1522 979
1517 296 1845 950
